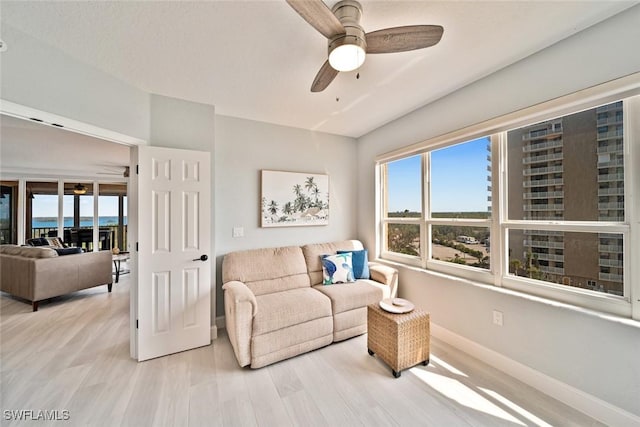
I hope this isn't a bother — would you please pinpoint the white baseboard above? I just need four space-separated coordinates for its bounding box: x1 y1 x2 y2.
431 323 640 427
210 325 218 341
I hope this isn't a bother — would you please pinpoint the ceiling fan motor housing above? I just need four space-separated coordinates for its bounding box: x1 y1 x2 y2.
328 0 366 71
286 0 444 91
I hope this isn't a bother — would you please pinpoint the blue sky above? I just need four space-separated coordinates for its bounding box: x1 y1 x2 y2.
32 195 125 217
387 137 491 213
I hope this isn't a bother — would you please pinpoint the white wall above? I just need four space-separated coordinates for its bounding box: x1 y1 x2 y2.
214 115 358 316
150 94 215 152
1 24 149 142
356 5 640 419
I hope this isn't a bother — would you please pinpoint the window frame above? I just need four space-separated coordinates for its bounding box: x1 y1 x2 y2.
376 73 640 319
379 156 424 268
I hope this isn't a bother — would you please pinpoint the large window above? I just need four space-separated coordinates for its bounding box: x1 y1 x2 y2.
5 179 127 251
382 139 493 274
0 181 18 244
27 181 59 240
505 101 627 299
382 155 422 259
98 183 128 250
63 182 95 250
379 92 638 317
430 137 492 271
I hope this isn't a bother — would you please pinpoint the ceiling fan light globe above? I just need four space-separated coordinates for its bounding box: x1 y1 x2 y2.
329 43 365 72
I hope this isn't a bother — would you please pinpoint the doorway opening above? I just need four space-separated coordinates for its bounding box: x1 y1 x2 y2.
1 101 143 359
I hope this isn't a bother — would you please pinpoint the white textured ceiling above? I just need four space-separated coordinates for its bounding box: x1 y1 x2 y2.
0 1 636 138
0 115 130 179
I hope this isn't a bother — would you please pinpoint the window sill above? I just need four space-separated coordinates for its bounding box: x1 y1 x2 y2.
374 257 640 329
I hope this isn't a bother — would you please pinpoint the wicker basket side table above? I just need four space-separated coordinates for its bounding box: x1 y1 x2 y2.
367 303 430 378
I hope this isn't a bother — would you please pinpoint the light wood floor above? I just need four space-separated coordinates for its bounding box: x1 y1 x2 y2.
1 274 604 427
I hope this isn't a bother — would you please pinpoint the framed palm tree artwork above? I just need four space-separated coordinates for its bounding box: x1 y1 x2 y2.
261 170 329 227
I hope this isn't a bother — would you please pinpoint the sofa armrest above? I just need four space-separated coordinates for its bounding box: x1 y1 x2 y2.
222 280 257 367
369 262 398 299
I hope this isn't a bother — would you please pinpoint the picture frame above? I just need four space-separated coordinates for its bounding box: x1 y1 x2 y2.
261 170 329 227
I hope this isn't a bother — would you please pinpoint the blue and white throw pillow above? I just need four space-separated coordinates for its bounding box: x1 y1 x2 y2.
321 253 355 285
337 249 370 280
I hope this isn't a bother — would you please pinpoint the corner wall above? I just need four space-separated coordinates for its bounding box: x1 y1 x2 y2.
356 5 640 420
214 115 358 316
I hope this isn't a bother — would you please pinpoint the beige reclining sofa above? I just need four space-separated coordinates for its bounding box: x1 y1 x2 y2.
0 245 113 311
222 240 398 368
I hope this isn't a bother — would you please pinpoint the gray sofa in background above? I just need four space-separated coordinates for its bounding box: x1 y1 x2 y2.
222 240 398 369
0 245 113 311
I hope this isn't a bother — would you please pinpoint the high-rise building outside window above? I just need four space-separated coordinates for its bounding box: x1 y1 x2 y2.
506 101 624 297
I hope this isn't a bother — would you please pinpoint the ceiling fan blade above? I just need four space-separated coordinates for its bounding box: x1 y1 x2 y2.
366 25 444 54
311 60 339 92
286 0 345 39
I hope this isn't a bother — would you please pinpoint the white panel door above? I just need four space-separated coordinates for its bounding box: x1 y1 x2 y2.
137 145 211 361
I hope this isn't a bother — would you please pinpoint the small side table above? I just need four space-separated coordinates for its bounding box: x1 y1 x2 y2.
112 252 130 283
367 303 430 378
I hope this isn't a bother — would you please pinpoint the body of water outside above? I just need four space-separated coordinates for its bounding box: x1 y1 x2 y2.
32 216 127 228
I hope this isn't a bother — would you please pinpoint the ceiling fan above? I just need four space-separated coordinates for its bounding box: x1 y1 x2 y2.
286 0 444 92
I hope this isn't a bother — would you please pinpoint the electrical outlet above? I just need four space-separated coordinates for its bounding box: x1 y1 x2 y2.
232 227 244 238
492 310 503 326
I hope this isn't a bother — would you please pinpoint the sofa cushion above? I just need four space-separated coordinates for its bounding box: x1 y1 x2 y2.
333 307 368 342
302 240 364 286
0 245 58 258
222 246 310 296
46 237 65 248
312 280 383 314
253 288 332 336
321 253 355 284
55 247 84 256
27 237 67 248
337 249 370 279
251 318 333 368
26 238 49 247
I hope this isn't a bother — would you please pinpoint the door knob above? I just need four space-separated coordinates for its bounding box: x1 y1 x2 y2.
193 254 209 262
